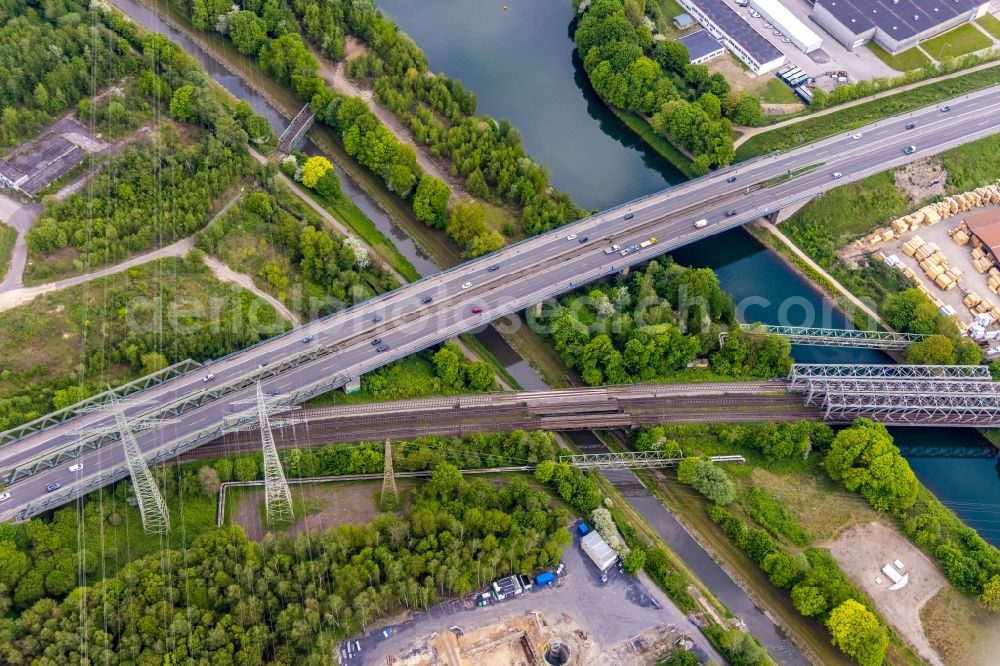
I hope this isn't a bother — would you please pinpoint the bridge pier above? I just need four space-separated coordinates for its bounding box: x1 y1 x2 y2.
344 376 362 394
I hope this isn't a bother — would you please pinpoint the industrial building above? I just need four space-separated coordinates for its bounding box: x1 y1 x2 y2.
678 0 786 74
581 530 618 572
811 0 991 54
0 117 108 198
963 208 1000 262
749 0 823 53
678 29 726 64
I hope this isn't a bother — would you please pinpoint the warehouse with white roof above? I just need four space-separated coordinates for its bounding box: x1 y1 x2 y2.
749 0 823 53
678 0 786 74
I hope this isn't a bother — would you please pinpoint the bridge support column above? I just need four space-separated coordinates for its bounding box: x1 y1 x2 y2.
620 266 629 276
344 376 362 394
534 302 543 317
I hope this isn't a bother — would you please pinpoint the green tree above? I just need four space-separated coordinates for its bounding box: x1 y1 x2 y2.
823 419 918 512
826 599 888 666
301 155 333 188
791 584 828 617
316 167 342 199
762 551 800 588
139 351 169 375
228 11 268 55
466 360 494 391
906 334 954 365
233 456 258 482
169 85 196 122
689 459 735 505
623 548 646 575
980 575 1000 612
413 175 451 228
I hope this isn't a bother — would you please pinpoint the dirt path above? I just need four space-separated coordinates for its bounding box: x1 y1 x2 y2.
312 43 465 200
0 194 41 293
733 59 1000 148
0 235 196 311
202 253 300 325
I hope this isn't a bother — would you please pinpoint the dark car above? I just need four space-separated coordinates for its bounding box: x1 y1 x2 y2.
623 213 634 220
487 264 500 272
371 337 382 345
578 236 588 244
726 175 737 183
258 362 269 368
372 315 382 323
725 210 737 217
420 296 432 304
905 122 916 130
376 344 390 353
46 482 61 493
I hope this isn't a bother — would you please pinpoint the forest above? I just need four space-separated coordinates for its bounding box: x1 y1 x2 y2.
0 0 140 147
197 182 396 318
573 0 760 173
0 255 286 432
539 257 791 384
20 14 282 281
178 0 586 250
0 463 571 664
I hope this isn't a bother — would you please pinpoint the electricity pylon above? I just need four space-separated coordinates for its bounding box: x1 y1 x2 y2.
381 440 398 510
230 383 296 525
77 398 172 534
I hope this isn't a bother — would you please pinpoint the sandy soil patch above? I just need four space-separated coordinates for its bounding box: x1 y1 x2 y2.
343 35 368 61
396 611 681 666
894 158 948 206
826 521 947 666
920 584 1000 666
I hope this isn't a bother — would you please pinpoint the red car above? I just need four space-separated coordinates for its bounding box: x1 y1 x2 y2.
472 306 483 314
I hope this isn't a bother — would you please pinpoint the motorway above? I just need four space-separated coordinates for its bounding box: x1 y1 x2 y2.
2 85 1000 522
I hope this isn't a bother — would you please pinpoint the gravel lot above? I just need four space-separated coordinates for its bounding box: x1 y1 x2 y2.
826 521 947 666
346 526 723 665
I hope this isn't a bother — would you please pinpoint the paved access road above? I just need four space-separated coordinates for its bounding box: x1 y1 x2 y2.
2 86 1000 522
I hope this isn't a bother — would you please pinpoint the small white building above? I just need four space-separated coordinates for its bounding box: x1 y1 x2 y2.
678 30 726 65
749 0 823 53
581 530 618 572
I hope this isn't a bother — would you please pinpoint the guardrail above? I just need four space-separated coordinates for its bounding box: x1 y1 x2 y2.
0 359 203 446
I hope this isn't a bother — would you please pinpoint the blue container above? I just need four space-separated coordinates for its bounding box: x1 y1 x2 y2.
578 522 590 535
535 571 555 586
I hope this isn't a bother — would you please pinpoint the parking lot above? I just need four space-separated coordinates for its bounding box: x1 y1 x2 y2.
342 526 722 664
718 0 896 87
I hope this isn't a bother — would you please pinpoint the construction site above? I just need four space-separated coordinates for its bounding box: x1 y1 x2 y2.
383 611 684 666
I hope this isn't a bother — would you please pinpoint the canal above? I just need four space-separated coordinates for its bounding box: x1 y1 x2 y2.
379 0 999 548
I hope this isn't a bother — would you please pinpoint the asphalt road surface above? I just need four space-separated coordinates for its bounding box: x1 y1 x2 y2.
2 85 1000 521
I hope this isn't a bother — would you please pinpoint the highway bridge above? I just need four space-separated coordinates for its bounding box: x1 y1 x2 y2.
2 86 1000 523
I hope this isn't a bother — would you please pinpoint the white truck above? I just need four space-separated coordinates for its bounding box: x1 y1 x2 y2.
639 237 657 248
604 244 620 254
694 219 708 228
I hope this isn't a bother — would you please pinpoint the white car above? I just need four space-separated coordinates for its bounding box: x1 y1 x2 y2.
0 492 10 502
851 133 863 140
202 373 215 382
69 463 83 472
832 172 843 179
566 233 577 241
461 281 472 289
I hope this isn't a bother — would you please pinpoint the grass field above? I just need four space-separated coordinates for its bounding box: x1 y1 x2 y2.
920 584 1000 666
736 65 1000 159
760 78 800 104
937 132 1000 193
0 221 14 283
866 42 932 72
923 23 994 60
977 13 1000 40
